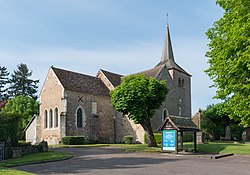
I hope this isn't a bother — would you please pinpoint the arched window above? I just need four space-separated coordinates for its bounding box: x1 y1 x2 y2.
49 108 53 128
44 110 48 129
162 109 169 121
54 107 59 127
182 79 184 87
77 108 83 127
76 107 86 128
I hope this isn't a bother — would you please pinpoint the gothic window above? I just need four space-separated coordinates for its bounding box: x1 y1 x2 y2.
49 108 53 128
54 107 59 127
44 110 48 129
76 107 86 128
92 101 97 115
77 108 83 127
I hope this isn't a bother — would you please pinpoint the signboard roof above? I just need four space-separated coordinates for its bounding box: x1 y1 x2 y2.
159 115 199 131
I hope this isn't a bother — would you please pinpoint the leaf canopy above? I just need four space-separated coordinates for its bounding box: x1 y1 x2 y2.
205 0 250 126
111 74 168 124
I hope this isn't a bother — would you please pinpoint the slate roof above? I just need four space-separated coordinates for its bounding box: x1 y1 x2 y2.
159 115 199 131
100 69 123 87
52 67 110 96
135 64 165 78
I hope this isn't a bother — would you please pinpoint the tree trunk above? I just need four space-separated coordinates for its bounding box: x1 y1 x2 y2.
140 119 158 147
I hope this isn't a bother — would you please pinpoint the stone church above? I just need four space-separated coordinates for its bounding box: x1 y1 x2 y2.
25 24 191 145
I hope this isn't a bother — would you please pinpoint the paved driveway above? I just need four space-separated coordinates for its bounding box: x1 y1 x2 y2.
15 147 250 175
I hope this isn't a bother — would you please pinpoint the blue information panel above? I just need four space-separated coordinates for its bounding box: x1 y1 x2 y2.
162 130 177 151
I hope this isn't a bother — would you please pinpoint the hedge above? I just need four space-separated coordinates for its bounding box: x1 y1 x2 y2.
61 136 85 145
144 133 161 144
123 135 134 144
183 133 193 142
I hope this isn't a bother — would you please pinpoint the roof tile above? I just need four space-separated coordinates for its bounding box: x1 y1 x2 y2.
52 67 110 96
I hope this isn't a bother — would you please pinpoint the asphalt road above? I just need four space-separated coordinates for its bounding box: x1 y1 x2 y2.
15 147 250 175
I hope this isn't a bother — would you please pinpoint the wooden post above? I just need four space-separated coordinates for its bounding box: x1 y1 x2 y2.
176 129 178 154
180 131 183 151
193 131 197 152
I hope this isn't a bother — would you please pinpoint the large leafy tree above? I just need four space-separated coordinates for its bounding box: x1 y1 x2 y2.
2 95 39 139
111 74 168 147
205 0 250 126
0 66 10 101
8 63 39 100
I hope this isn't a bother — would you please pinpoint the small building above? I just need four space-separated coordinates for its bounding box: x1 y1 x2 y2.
24 115 39 145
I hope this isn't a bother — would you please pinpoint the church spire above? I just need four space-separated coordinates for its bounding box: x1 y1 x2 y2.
160 24 175 64
156 23 191 76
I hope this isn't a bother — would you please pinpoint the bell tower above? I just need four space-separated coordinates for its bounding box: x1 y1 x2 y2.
157 24 192 117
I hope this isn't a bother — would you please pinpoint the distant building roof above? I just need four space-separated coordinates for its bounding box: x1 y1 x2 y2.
99 69 123 87
52 67 110 96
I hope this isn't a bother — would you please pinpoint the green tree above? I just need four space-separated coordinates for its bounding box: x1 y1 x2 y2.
2 95 39 139
111 74 168 147
0 66 10 101
0 112 19 146
201 103 244 141
8 63 39 100
205 0 250 126
201 103 229 140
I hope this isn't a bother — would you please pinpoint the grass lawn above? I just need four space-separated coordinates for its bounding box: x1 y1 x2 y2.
50 142 250 155
0 151 72 167
196 142 250 155
0 166 35 175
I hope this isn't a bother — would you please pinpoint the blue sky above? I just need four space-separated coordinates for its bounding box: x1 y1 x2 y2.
0 0 224 115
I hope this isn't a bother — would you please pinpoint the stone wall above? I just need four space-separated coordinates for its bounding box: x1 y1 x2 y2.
151 67 181 131
171 69 192 117
65 91 115 143
115 112 145 143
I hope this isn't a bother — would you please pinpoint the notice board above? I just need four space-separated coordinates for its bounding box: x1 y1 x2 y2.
162 129 177 152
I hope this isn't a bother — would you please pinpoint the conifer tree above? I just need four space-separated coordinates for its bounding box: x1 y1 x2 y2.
8 63 39 100
0 66 10 101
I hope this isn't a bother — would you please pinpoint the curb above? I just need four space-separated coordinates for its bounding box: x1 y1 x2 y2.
5 155 73 167
210 153 234 159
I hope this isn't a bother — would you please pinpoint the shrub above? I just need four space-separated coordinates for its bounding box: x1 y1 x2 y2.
123 135 134 144
61 136 85 145
144 133 162 144
0 112 19 146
